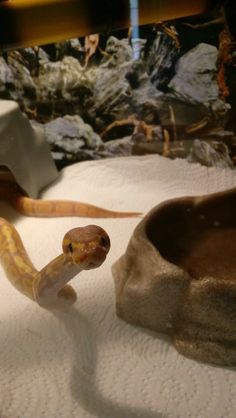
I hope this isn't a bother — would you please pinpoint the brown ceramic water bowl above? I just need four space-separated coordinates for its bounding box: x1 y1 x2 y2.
112 188 236 366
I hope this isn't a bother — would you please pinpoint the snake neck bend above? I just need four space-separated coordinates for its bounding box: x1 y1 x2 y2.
0 218 81 306
34 254 82 307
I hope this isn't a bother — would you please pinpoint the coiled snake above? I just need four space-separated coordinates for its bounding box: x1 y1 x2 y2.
0 179 140 307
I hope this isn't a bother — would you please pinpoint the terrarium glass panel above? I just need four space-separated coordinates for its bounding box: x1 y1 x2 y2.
1 2 236 417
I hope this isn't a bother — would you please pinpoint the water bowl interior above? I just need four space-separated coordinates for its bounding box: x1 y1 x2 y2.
112 188 236 366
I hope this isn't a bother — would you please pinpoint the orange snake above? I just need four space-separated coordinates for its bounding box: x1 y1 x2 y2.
0 180 140 307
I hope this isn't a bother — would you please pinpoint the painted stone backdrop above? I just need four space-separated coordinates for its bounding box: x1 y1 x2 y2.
1 9 236 170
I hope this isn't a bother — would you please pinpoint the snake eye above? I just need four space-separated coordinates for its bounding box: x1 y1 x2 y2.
68 243 73 253
100 235 110 248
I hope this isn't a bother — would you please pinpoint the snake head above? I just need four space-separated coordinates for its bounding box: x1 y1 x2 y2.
62 225 110 269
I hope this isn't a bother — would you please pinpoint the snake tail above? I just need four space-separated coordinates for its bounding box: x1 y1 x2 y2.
9 193 142 218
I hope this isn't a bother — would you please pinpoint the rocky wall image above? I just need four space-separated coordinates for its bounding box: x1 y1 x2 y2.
1 9 235 170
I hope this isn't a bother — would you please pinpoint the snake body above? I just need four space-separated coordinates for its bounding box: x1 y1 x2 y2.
0 217 110 307
0 177 140 306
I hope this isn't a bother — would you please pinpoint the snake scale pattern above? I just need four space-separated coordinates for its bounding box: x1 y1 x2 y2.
0 180 140 307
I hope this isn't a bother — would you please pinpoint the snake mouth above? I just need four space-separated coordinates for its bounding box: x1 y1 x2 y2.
70 243 109 268
84 245 109 269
